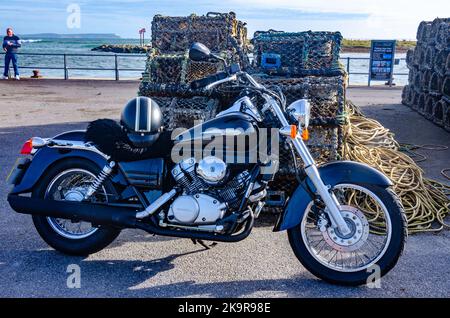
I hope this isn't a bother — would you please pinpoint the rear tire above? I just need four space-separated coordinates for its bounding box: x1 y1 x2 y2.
288 185 406 286
32 158 121 256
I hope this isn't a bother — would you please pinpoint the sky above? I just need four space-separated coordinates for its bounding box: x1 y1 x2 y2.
0 0 449 39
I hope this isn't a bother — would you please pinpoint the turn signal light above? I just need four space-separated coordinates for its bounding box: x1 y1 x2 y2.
20 139 33 155
290 125 297 138
302 128 309 141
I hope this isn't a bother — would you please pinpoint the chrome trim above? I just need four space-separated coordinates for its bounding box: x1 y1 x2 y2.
148 97 152 132
205 74 237 90
243 72 264 89
51 130 85 139
135 96 140 132
279 126 296 138
196 156 227 185
49 139 110 160
304 165 351 235
249 189 267 203
136 189 178 219
287 99 311 128
158 221 224 233
31 137 49 149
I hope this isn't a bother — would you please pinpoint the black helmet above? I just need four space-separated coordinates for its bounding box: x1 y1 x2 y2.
120 97 163 147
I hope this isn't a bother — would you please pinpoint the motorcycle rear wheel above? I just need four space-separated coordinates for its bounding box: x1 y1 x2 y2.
288 184 406 286
32 158 121 256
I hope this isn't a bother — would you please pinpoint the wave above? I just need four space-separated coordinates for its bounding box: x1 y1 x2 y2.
21 39 43 43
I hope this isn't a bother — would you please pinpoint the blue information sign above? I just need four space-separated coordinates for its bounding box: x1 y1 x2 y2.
369 40 396 86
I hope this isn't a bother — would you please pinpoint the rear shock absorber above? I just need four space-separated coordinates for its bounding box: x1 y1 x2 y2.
84 161 115 200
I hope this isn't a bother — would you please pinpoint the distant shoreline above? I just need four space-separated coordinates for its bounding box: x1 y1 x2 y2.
341 47 410 54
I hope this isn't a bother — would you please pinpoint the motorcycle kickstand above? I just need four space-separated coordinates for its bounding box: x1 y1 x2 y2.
191 239 218 249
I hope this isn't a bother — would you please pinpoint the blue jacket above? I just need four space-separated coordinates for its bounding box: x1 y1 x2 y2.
3 35 21 54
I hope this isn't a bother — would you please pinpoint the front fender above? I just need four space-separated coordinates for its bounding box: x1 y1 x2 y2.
10 146 109 194
273 161 392 232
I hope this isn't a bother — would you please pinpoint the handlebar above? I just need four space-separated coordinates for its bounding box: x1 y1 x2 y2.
190 71 228 90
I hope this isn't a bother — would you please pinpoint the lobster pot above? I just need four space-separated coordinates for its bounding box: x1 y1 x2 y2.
403 17 450 127
305 32 342 71
432 98 448 127
424 46 436 70
406 48 415 67
252 31 343 76
429 72 443 95
261 75 346 207
401 85 410 106
443 76 450 99
150 96 219 130
151 12 248 56
435 49 450 76
417 21 432 43
265 125 340 211
417 93 427 115
254 75 347 125
435 20 450 49
425 95 439 120
141 51 226 85
413 44 426 68
444 97 450 132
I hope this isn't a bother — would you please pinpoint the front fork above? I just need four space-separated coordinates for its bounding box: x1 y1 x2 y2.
267 93 351 235
290 137 351 235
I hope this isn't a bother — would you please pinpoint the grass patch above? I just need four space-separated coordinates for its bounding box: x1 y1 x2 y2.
342 39 416 50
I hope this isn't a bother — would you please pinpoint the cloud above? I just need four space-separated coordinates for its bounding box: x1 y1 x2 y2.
2 0 449 39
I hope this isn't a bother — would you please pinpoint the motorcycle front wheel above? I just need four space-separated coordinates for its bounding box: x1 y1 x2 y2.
288 184 407 286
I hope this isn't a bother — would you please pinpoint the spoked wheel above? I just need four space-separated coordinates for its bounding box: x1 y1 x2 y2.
32 159 121 256
288 184 406 286
45 168 103 239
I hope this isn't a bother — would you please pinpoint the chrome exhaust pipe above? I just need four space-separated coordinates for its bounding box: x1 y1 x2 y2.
136 189 177 219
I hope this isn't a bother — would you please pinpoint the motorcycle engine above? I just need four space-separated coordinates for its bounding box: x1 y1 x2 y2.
168 157 251 225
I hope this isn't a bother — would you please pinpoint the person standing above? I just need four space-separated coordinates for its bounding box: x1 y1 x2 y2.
3 28 21 80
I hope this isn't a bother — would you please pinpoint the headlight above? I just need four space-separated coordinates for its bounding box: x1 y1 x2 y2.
287 99 311 128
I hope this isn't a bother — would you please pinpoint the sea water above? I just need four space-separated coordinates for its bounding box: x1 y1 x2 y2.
0 38 408 85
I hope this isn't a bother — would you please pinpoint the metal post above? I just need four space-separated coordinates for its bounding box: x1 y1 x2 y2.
346 57 350 85
115 55 119 81
64 54 68 80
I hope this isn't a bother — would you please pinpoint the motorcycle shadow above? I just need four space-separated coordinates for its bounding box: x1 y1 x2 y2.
0 248 370 298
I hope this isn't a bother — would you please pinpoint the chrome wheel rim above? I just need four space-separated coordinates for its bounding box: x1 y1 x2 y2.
300 184 392 272
45 168 107 240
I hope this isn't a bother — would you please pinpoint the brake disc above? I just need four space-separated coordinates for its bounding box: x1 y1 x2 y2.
322 206 370 252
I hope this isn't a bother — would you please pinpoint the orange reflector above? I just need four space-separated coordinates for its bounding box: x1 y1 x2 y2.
290 125 297 138
302 128 309 141
20 139 33 155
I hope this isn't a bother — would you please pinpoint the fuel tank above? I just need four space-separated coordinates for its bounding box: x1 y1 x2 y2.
172 112 260 164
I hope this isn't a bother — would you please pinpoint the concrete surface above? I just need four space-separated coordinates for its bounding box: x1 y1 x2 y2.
0 80 449 298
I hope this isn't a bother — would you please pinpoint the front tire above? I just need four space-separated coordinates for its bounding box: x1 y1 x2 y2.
288 184 406 286
32 159 121 256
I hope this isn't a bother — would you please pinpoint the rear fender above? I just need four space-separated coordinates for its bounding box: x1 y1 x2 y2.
10 146 111 194
273 161 392 232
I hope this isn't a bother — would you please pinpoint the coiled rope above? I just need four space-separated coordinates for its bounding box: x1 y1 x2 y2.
342 101 450 233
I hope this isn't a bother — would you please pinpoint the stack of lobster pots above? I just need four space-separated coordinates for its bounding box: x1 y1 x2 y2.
139 12 249 129
402 18 450 131
250 30 347 204
139 12 347 210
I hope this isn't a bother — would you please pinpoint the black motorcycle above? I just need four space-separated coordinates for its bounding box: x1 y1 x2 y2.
7 43 406 285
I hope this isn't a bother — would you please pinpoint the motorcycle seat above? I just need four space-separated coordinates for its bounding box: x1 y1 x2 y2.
85 119 174 162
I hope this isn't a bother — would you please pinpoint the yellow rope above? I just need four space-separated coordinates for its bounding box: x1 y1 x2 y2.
342 101 450 233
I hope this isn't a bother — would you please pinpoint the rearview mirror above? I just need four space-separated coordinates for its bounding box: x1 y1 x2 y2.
189 42 212 62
